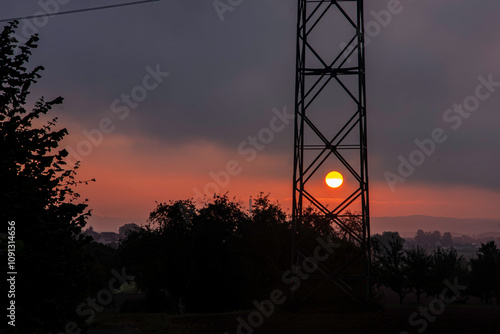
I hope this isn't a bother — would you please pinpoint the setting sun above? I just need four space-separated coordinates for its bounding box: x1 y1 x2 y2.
325 171 343 188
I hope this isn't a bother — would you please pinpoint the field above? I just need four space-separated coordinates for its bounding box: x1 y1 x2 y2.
89 303 500 334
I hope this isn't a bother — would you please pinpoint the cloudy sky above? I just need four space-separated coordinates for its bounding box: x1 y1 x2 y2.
3 0 500 231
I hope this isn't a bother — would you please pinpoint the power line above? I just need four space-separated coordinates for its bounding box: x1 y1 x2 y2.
0 0 160 23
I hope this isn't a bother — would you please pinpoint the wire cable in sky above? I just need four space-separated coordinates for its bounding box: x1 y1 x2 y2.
0 0 161 23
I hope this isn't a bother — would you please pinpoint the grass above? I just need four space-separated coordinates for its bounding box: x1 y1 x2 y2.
90 313 185 333
89 303 500 334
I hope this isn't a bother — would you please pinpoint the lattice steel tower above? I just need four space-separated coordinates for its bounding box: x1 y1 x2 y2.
291 0 370 307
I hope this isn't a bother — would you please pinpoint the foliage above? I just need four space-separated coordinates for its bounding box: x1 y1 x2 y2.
118 222 140 236
83 241 120 293
440 232 453 248
404 246 431 303
0 21 93 332
243 193 290 300
302 206 333 237
427 247 464 298
371 232 409 304
120 201 500 310
301 207 364 246
370 232 500 306
468 241 500 304
414 229 442 249
334 211 363 244
119 193 292 313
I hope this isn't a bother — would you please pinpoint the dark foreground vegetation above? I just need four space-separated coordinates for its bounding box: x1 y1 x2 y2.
1 21 499 334
89 306 500 334
112 199 500 313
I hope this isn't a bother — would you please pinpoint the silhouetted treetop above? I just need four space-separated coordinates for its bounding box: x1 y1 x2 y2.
1 21 93 333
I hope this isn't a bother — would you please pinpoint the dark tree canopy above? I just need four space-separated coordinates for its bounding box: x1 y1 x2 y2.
427 247 464 298
119 193 291 313
468 241 500 304
1 21 93 333
404 246 431 303
371 232 409 304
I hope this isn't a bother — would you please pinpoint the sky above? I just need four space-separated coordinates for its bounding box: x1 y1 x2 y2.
3 0 500 231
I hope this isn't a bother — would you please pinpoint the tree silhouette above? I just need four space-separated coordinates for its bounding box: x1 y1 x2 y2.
120 195 253 313
414 229 442 250
242 193 289 300
440 232 453 248
118 222 140 237
119 199 196 312
119 193 293 313
468 241 500 304
414 229 427 246
187 195 250 312
302 205 333 237
426 247 463 298
371 232 409 304
404 246 431 303
428 230 442 248
334 211 363 245
0 21 93 332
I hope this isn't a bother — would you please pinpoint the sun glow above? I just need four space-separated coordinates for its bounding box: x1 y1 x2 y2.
325 171 343 188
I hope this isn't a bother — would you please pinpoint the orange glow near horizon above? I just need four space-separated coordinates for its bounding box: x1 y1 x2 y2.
57 130 500 231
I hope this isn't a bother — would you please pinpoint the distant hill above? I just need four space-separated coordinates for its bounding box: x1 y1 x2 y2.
371 215 500 238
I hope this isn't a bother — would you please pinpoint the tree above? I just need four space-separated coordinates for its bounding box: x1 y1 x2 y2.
83 241 120 294
243 193 289 300
301 208 363 246
120 195 253 313
428 230 442 248
371 232 409 304
119 199 197 313
119 193 295 313
0 21 93 333
334 211 363 245
404 246 431 303
118 222 140 237
427 247 463 299
185 195 252 312
468 241 500 304
414 230 442 250
414 229 427 246
440 232 453 248
302 205 333 237
83 225 100 240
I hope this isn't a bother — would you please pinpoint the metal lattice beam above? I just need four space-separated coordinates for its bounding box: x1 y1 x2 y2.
291 0 371 308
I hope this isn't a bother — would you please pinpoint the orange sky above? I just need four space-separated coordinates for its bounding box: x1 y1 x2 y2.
58 129 500 231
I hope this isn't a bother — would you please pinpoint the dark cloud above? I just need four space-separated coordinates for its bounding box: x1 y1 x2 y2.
3 0 500 193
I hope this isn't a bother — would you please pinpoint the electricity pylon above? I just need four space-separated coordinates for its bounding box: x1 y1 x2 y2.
291 0 371 308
